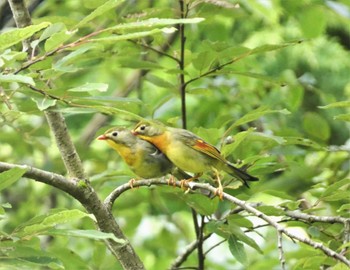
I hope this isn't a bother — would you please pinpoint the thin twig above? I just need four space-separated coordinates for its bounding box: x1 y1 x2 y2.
169 234 212 270
277 230 286 270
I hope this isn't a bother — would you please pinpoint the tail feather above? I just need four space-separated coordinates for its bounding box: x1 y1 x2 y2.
224 163 259 188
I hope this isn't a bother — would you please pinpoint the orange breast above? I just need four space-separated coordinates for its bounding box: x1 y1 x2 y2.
146 132 170 154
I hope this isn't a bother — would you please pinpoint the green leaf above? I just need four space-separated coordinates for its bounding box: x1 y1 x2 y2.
300 6 326 38
118 59 163 69
44 28 76 52
146 74 175 89
14 209 94 238
73 0 125 29
181 194 218 216
283 136 324 149
192 51 217 72
302 112 330 141
321 178 350 198
0 167 26 192
46 229 126 244
321 190 350 202
32 97 57 111
0 22 50 51
89 27 177 43
334 113 350 122
319 100 350 109
0 74 35 86
103 17 205 32
226 107 290 132
256 205 285 216
68 83 108 92
222 128 255 156
228 236 247 265
249 41 302 55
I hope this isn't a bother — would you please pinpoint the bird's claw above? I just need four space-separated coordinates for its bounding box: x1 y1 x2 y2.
167 175 176 187
214 187 224 200
128 178 136 189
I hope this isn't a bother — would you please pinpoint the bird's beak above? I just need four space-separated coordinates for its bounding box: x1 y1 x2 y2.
97 134 107 140
131 130 138 135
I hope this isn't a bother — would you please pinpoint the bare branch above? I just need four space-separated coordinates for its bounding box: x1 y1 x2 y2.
44 109 86 180
105 179 350 267
169 234 212 270
277 230 286 270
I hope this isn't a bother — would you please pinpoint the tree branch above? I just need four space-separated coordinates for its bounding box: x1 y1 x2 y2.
104 178 350 267
169 234 212 270
44 109 86 180
0 161 145 270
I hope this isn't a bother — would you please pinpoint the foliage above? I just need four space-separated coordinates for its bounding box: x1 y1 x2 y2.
1 0 349 269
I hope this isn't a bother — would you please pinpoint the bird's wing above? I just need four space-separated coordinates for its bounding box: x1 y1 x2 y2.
176 129 227 163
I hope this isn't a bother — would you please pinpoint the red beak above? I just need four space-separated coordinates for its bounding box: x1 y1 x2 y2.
131 131 138 135
97 134 107 140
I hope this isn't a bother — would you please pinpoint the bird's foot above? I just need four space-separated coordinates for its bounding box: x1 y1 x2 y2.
167 175 176 187
214 186 224 200
128 178 136 189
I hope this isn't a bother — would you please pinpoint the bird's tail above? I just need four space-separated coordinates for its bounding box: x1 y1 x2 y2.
223 162 259 188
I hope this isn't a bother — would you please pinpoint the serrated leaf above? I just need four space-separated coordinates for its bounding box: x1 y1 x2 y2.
257 205 285 216
192 50 217 72
46 229 126 244
283 136 324 149
32 97 57 111
226 107 290 133
73 0 125 29
228 236 247 265
222 128 255 156
249 41 301 55
89 28 176 43
303 112 330 141
321 178 349 198
0 74 35 86
321 190 350 202
45 29 76 52
146 74 175 88
0 22 50 50
0 167 26 192
319 100 350 109
103 18 205 32
334 113 350 122
14 209 94 238
181 194 218 216
68 83 108 92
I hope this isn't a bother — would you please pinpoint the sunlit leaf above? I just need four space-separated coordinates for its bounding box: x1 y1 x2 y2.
0 22 50 50
47 229 126 244
0 167 26 192
0 74 35 86
68 83 109 92
73 0 125 29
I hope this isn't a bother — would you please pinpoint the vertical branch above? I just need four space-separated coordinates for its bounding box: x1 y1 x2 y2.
7 0 32 53
179 0 187 129
277 230 286 270
178 1 205 269
45 110 86 180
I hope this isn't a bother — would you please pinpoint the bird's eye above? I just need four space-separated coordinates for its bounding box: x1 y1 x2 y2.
140 125 146 131
112 132 118 137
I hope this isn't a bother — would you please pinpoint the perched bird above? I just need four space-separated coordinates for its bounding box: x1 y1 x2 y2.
97 127 188 186
132 121 258 197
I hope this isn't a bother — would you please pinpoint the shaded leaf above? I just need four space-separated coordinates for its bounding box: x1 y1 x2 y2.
302 112 330 141
32 97 57 111
228 236 247 265
181 194 218 216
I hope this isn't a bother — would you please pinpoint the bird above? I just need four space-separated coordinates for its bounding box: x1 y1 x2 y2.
132 121 258 198
97 127 189 187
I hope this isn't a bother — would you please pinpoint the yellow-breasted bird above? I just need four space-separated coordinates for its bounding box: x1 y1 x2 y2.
97 127 188 184
132 121 258 197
